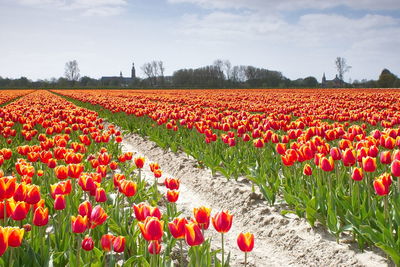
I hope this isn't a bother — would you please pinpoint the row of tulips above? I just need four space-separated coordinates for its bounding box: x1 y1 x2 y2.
55 89 400 264
0 90 255 266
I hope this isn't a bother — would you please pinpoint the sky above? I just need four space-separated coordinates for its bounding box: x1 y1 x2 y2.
0 0 399 82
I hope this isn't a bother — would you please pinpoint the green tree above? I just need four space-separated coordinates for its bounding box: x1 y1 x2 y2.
377 69 397 88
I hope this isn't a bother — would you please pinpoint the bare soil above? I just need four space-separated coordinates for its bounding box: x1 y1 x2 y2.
121 133 389 267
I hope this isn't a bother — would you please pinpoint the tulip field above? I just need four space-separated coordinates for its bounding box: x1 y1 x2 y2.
0 89 399 266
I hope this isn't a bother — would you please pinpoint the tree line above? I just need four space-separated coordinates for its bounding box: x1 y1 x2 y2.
1 58 399 89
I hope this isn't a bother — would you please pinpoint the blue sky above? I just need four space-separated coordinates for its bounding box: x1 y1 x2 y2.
1 0 399 82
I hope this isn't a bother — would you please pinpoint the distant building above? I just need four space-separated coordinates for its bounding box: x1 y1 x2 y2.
101 63 136 86
321 73 343 88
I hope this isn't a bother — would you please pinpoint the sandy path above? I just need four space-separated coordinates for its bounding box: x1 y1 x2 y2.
121 133 389 267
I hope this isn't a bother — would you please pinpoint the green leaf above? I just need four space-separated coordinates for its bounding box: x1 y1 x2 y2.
375 242 400 265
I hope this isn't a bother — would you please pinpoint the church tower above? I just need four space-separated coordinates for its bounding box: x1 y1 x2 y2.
131 63 136 79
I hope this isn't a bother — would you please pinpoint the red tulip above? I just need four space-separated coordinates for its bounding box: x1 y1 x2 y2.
380 151 392 165
138 217 164 241
81 236 94 251
54 194 66 210
90 205 108 229
330 147 341 161
148 240 161 254
164 178 180 190
168 217 188 239
373 173 392 196
119 180 137 197
11 201 30 221
391 159 400 177
54 165 68 180
26 185 41 204
184 222 204 246
113 236 126 253
134 157 145 169
7 227 24 247
193 206 211 230
303 164 312 176
95 188 107 202
71 215 88 233
212 210 233 233
166 190 179 203
362 156 376 173
0 226 8 256
342 148 356 167
78 201 92 219
101 234 115 252
33 207 49 226
351 167 363 181
237 232 254 252
319 156 334 172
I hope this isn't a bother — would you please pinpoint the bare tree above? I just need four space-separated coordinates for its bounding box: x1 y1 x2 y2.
141 60 165 87
158 61 165 86
335 57 351 85
223 60 232 81
64 60 80 86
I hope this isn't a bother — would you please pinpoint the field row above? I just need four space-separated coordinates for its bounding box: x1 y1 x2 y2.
0 90 250 266
54 89 400 264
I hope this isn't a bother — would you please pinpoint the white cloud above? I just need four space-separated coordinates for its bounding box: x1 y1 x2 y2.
174 10 400 80
16 0 128 16
168 0 400 11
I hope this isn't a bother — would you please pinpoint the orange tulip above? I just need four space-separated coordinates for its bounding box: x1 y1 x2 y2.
90 205 108 229
0 226 8 256
154 169 162 178
33 207 49 226
237 232 254 252
138 217 164 241
373 173 392 196
55 165 68 180
149 162 159 172
212 210 233 233
68 163 84 179
113 173 126 188
119 180 137 197
166 190 179 203
184 222 204 246
101 234 115 252
71 215 88 233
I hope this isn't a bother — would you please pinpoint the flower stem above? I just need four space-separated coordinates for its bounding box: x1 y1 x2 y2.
179 239 184 267
221 233 225 266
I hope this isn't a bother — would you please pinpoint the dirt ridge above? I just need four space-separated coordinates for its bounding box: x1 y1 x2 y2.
121 133 388 266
